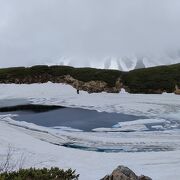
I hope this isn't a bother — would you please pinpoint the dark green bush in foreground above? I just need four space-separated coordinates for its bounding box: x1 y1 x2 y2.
0 167 79 180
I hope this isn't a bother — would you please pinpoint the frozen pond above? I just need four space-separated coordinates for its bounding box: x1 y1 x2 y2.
0 94 180 153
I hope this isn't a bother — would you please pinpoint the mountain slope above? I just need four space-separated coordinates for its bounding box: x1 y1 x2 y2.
45 55 180 71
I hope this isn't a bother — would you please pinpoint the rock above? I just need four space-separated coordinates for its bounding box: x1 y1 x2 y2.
63 75 121 93
101 165 152 180
175 85 180 95
138 175 152 180
101 166 138 180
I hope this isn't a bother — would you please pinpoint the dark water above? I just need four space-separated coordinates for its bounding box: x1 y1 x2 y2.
1 107 144 131
0 99 30 108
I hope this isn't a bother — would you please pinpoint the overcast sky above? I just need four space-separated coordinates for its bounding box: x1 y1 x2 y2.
0 0 180 67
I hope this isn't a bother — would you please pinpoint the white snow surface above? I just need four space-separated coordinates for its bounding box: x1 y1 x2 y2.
0 83 180 179
113 118 167 127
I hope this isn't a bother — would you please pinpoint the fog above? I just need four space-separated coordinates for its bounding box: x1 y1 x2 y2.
0 0 180 68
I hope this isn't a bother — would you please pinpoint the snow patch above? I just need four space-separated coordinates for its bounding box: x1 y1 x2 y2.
113 118 167 128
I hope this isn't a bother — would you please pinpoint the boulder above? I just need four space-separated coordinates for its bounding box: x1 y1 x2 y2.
175 85 180 95
101 165 152 180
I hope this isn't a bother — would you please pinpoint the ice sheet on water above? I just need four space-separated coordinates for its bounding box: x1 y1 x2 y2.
93 124 148 132
113 118 167 127
51 126 83 132
0 113 179 153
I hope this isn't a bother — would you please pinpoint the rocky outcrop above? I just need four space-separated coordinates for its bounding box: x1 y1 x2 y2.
175 85 180 95
101 166 152 180
0 74 123 93
64 75 123 93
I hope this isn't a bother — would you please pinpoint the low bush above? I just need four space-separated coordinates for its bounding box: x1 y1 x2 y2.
122 63 180 93
0 167 79 180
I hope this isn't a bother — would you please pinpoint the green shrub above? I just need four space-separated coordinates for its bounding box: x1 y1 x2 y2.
122 63 180 93
0 167 79 180
0 65 122 87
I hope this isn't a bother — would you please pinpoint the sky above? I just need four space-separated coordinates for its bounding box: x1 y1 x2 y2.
0 0 180 68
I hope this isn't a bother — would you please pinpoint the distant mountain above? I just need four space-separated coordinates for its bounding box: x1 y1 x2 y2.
45 55 180 71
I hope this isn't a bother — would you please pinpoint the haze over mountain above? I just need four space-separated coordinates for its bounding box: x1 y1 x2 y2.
46 54 180 71
0 0 180 70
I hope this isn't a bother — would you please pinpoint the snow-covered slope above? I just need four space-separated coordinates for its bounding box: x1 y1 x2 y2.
45 55 180 71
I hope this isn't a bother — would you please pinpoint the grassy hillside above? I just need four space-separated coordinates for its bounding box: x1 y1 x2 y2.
0 63 179 93
122 63 180 93
0 65 122 87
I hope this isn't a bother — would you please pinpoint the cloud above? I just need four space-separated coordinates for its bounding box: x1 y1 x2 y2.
0 0 180 67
